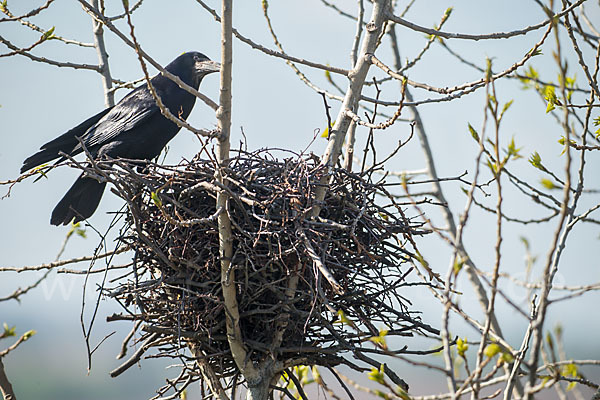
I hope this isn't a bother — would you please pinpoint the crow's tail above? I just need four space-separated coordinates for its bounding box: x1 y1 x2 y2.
51 173 106 226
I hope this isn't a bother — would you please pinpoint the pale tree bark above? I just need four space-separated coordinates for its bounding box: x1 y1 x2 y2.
214 1 278 399
214 0 245 394
313 0 390 217
89 0 114 107
321 0 389 168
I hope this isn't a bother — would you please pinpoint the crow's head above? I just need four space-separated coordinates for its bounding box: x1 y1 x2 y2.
167 51 220 87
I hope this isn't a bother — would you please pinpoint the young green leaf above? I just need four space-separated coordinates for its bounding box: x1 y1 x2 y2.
558 136 576 147
562 363 578 377
486 158 498 176
558 74 577 100
151 191 162 207
453 257 464 277
373 390 391 400
368 364 386 385
456 337 469 358
528 48 543 57
311 366 322 382
500 99 514 120
41 26 55 41
506 136 522 160
65 221 87 240
468 123 480 142
485 57 493 82
487 94 497 112
541 375 551 387
334 309 356 328
558 136 577 155
544 85 557 113
500 351 514 364
395 386 412 400
31 164 50 179
73 222 87 239
321 120 336 138
2 323 16 338
540 178 559 190
484 343 501 358
528 152 544 171
369 329 389 350
23 330 36 340
519 66 540 90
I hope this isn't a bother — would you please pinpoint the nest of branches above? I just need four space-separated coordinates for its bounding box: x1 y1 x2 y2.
103 148 436 379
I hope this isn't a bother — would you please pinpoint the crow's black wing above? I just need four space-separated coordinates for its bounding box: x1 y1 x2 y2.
20 107 114 173
77 86 159 151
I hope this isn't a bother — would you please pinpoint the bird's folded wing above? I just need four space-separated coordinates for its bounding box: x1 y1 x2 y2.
78 88 159 150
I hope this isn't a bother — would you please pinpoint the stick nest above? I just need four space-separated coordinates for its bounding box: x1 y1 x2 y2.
108 149 434 377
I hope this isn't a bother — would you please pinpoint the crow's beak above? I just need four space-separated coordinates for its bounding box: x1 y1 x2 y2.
198 60 221 74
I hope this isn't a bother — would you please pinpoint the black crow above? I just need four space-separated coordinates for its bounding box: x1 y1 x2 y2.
21 51 220 226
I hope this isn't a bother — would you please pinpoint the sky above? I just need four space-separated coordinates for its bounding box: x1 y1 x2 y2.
1 1 599 399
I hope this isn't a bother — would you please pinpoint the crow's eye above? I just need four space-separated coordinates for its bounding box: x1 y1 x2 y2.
193 55 200 61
